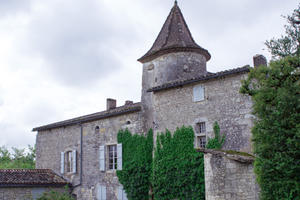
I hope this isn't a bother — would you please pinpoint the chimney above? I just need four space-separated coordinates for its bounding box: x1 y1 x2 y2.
106 98 116 110
253 54 267 67
125 100 133 105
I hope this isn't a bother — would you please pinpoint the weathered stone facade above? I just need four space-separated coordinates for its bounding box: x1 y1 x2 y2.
33 2 260 200
0 187 65 200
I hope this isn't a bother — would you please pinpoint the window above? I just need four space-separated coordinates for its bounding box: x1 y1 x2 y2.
196 122 206 134
197 136 206 148
193 85 205 102
99 144 122 171
108 145 117 170
60 150 76 174
95 126 100 134
195 122 206 148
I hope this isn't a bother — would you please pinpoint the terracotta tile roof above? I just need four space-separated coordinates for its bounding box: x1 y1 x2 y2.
0 169 68 187
32 102 141 131
147 66 250 92
138 2 210 63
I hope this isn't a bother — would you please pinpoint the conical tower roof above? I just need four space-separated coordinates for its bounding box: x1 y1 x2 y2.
138 1 211 63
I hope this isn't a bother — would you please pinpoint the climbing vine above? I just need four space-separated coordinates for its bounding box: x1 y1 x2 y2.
117 129 153 200
152 126 205 200
206 121 225 149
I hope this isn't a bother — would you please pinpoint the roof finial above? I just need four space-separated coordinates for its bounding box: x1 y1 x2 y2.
174 0 178 6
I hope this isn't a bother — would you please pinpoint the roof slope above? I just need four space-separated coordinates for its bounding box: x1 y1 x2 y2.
0 169 68 187
33 102 141 131
138 1 210 63
147 66 250 92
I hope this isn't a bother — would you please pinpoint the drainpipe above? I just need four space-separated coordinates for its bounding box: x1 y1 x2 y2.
72 123 83 189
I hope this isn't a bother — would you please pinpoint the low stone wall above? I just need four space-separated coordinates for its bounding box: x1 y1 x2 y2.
201 149 259 200
0 187 65 200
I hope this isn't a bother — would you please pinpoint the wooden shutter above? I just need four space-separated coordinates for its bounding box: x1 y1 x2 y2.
117 143 122 170
193 85 204 102
118 186 128 200
72 150 77 173
118 186 123 200
60 152 64 174
99 146 105 171
97 185 106 200
101 185 106 200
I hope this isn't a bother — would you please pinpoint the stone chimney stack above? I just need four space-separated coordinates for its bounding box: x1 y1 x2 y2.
125 100 133 105
253 54 267 67
106 98 116 110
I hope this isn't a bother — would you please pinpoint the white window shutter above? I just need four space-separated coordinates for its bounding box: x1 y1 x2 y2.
72 150 77 173
99 146 105 171
60 152 64 174
102 186 106 200
97 185 106 200
118 186 123 200
193 85 204 102
117 143 122 170
123 188 128 200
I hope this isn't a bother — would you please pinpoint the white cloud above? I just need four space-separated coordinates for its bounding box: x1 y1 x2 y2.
0 0 299 148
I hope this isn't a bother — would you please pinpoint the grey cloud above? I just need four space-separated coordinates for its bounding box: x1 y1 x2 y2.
0 0 31 17
21 0 138 87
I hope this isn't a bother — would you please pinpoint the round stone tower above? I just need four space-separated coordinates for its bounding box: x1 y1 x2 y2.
139 1 211 132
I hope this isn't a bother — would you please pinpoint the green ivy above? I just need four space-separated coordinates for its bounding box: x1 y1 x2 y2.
240 56 300 199
117 129 153 200
206 121 225 149
152 126 205 200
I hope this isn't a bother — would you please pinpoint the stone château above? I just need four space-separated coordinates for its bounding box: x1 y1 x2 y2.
31 2 264 199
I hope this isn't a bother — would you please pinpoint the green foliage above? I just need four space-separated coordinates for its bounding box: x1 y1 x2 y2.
240 56 300 200
0 145 35 169
37 186 74 200
117 129 153 200
265 4 300 59
206 121 225 149
152 126 205 200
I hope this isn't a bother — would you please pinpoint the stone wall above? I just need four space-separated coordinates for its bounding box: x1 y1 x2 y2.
204 152 259 200
36 111 143 200
0 187 65 200
141 52 207 132
151 72 254 153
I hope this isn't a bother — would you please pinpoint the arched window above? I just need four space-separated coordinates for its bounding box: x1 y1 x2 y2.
95 126 100 134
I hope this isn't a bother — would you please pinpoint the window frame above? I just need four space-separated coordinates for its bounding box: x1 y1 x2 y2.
195 122 207 148
107 144 118 170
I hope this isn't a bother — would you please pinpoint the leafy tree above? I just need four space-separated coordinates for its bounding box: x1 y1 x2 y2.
0 145 35 169
206 121 225 149
265 4 300 59
117 129 153 200
152 126 205 200
240 56 300 200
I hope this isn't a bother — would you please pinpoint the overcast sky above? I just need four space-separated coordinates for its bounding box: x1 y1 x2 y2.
0 0 299 149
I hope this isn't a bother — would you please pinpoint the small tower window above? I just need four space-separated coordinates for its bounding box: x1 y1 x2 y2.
95 126 100 134
126 120 131 125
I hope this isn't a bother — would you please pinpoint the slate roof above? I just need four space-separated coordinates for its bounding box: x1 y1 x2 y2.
32 102 141 131
147 66 250 92
0 169 68 187
138 1 210 63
